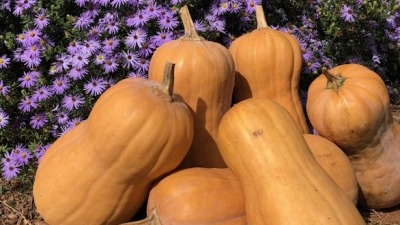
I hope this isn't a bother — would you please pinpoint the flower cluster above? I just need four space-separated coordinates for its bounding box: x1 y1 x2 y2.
0 0 260 180
1 0 400 180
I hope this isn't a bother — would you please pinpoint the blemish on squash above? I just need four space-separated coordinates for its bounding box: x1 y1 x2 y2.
252 130 263 137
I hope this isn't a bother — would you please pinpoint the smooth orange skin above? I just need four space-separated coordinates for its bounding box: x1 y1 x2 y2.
228 9 309 134
304 134 359 205
148 38 235 169
33 78 194 225
306 64 400 209
143 167 246 225
217 98 366 225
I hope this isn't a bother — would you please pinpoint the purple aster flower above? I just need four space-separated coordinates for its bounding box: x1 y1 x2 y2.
158 14 179 30
125 28 148 48
138 41 156 57
0 55 11 69
102 37 120 53
71 52 89 69
52 77 70 94
68 67 88 80
228 0 242 13
34 9 50 29
24 29 42 45
208 17 226 33
194 20 207 32
245 0 261 14
103 57 119 73
35 144 50 163
1 0 11 11
136 57 150 73
55 53 71 71
126 10 151 28
74 12 93 30
85 2 100 18
32 85 52 102
12 144 32 166
1 151 17 166
144 1 162 18
55 111 69 124
75 0 88 7
0 80 10 96
67 117 83 128
128 70 147 78
13 2 24 16
21 53 41 68
62 95 85 110
302 48 314 62
30 113 48 129
110 0 128 8
84 77 107 96
303 60 322 74
95 0 111 7
150 30 174 47
341 5 357 23
0 110 9 128
212 1 230 15
80 39 101 56
94 52 106 65
18 71 39 88
67 41 82 54
2 161 21 180
104 16 120 34
18 96 38 112
87 25 103 40
122 50 139 69
24 44 42 58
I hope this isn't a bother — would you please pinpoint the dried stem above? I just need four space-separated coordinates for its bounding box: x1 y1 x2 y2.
162 61 175 102
1 200 33 225
255 5 268 29
119 209 160 225
322 67 347 90
179 5 204 40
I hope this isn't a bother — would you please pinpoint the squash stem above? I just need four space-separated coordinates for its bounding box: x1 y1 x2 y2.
179 5 203 40
322 67 346 90
119 209 161 225
162 62 175 102
255 5 268 29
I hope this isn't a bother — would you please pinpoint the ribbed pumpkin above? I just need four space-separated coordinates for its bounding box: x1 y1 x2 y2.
122 167 245 225
148 5 235 168
306 63 400 209
228 5 309 133
217 98 366 225
33 62 194 225
304 134 359 205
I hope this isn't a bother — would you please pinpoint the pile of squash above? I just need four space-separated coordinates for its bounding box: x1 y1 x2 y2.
32 5 400 225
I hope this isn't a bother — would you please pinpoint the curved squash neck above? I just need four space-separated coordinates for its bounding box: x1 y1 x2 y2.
179 5 204 41
255 5 268 29
322 67 347 90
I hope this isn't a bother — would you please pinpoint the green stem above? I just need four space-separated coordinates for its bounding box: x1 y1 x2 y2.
179 5 204 40
322 67 347 90
255 5 268 29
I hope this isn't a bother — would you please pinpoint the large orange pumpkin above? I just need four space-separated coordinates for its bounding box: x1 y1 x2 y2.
217 98 366 224
122 167 245 225
306 63 400 209
148 5 235 168
33 62 194 225
228 5 309 133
